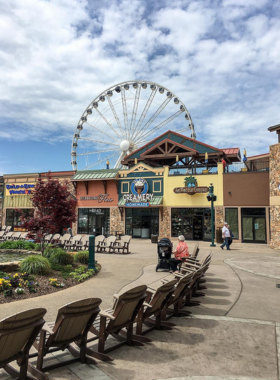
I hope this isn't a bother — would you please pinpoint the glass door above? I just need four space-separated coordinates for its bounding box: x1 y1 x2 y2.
254 217 266 242
242 216 266 243
242 217 253 241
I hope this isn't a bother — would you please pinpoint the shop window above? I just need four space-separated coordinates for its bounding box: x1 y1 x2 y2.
225 208 238 239
5 209 34 231
153 180 161 193
121 182 130 193
78 208 110 236
171 208 213 241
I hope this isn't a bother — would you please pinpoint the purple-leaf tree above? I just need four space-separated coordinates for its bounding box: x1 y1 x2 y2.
20 172 77 255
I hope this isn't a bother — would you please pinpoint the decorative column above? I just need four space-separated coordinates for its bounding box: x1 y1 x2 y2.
110 207 125 234
269 143 280 249
159 207 171 239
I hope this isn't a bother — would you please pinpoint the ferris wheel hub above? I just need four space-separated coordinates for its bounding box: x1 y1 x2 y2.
120 140 130 152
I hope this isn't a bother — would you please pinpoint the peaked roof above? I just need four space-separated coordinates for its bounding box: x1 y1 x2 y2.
125 130 224 160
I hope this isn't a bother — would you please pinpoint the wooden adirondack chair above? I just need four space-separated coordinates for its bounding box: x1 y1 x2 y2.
190 242 200 259
4 232 14 241
44 234 53 244
95 235 105 253
136 280 177 336
29 298 109 380
0 308 46 380
161 272 194 320
59 233 71 248
51 234 61 244
0 231 5 242
89 285 148 354
111 235 131 254
1 225 6 231
98 236 116 253
12 232 22 240
64 235 82 251
20 232 29 240
177 264 209 301
75 235 89 251
181 253 212 273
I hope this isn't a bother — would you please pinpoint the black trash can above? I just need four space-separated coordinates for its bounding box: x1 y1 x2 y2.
216 228 223 244
151 235 158 244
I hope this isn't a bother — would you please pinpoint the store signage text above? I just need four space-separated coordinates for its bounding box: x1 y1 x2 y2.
124 178 153 207
125 202 149 207
173 187 209 195
80 194 113 203
123 193 154 202
174 175 209 196
6 183 35 195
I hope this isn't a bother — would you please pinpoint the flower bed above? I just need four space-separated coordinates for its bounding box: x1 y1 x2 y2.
0 262 101 304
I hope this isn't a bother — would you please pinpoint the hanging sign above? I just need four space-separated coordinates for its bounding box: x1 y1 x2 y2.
123 178 153 207
173 176 209 196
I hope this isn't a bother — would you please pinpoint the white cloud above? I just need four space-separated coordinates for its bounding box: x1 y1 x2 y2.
0 0 279 168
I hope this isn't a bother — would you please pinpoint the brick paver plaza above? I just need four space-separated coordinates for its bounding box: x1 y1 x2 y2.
0 239 279 380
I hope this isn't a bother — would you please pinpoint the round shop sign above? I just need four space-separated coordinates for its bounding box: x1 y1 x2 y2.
131 178 148 196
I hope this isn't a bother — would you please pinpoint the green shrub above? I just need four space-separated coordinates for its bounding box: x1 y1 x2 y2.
44 246 65 259
70 265 96 282
49 251 74 266
20 255 51 275
0 240 41 251
74 251 89 265
50 263 73 279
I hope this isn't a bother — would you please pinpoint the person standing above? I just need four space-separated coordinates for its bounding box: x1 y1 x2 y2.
220 222 231 250
169 235 189 273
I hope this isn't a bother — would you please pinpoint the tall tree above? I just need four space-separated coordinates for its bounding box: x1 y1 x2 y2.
21 172 77 255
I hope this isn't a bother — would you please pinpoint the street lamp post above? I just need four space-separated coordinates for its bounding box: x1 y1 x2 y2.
207 183 216 247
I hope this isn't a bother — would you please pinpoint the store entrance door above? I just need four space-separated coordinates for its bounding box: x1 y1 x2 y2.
125 208 159 238
241 208 266 243
89 214 105 236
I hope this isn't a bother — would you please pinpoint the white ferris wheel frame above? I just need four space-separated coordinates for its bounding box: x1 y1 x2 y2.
71 80 196 170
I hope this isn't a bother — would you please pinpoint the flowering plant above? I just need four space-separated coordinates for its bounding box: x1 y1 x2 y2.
0 279 11 291
49 278 64 288
15 287 25 294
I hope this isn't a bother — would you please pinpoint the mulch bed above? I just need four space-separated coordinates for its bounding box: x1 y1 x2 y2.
0 267 100 304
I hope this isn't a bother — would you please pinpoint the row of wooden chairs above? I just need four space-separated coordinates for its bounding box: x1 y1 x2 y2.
0 252 211 379
0 226 12 232
96 235 131 254
0 230 29 242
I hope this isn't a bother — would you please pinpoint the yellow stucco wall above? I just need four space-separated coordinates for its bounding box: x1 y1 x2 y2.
163 163 224 207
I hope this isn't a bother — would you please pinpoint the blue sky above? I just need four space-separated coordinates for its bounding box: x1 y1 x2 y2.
0 0 280 174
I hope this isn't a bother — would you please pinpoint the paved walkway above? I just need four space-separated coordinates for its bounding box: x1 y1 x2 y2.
0 240 279 380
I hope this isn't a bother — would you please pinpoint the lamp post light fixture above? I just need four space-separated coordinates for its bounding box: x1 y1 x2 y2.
207 183 216 247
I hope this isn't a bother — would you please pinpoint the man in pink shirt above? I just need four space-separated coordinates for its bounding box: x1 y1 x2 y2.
169 235 189 273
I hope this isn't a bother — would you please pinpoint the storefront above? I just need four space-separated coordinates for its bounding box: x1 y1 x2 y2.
171 208 213 241
118 163 164 239
72 169 120 236
2 173 39 231
223 171 269 243
2 171 75 232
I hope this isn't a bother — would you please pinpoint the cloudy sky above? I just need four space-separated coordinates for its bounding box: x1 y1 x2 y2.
0 0 279 174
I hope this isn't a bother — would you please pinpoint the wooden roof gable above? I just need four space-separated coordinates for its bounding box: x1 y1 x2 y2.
140 138 198 158
126 130 222 160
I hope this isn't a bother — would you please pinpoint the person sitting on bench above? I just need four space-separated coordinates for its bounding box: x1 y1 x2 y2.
169 235 189 273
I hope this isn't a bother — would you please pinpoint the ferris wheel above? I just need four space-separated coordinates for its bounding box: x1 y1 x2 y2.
71 80 196 170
